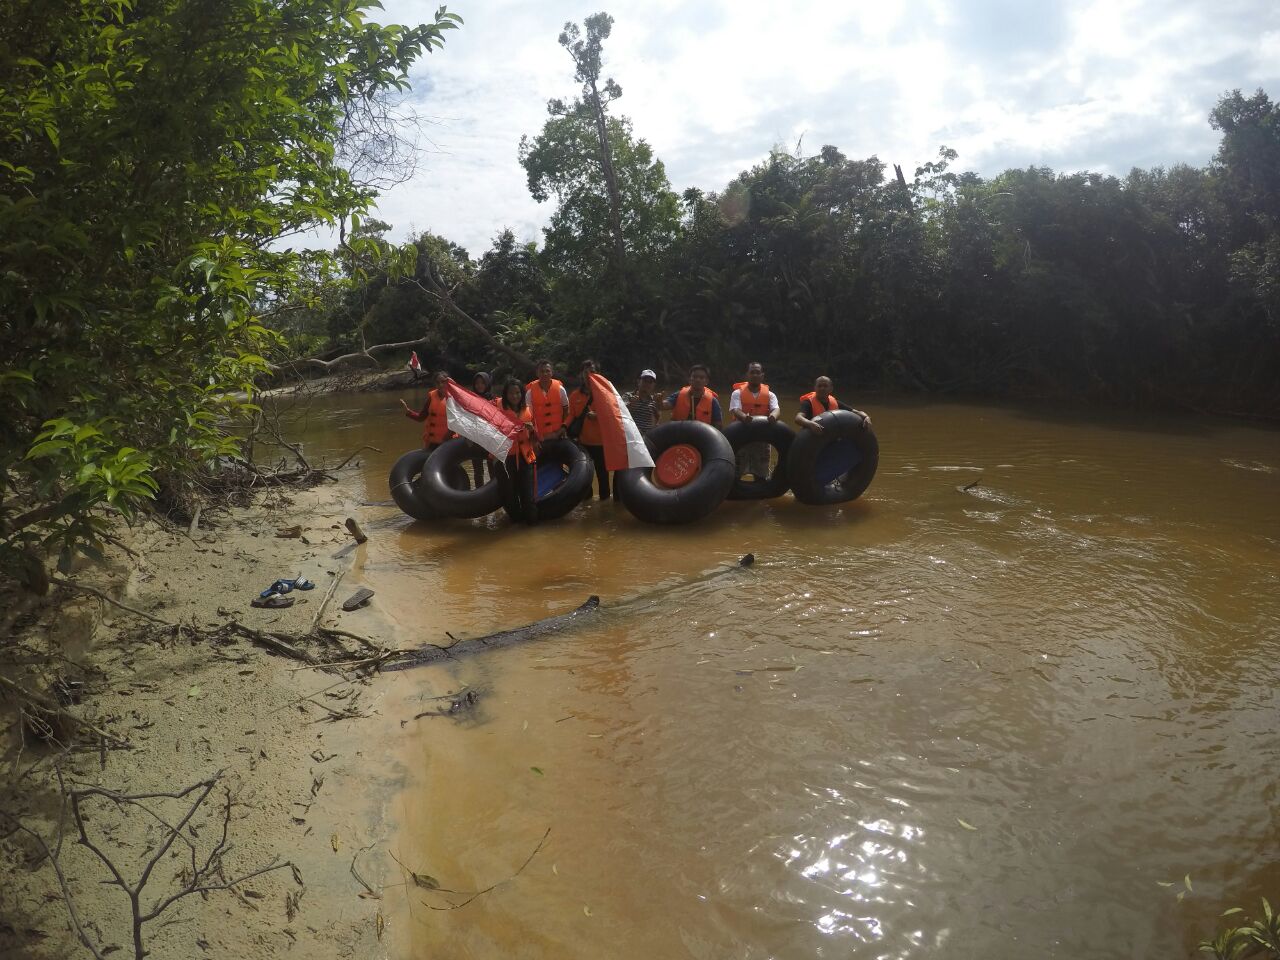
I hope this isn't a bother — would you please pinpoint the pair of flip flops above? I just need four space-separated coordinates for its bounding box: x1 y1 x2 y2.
251 595 295 609
259 576 315 599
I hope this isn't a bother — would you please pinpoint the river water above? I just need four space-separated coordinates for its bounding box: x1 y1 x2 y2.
280 388 1280 959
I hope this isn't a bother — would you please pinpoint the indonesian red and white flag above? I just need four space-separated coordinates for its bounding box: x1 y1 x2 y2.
407 350 422 373
443 380 525 460
588 373 656 471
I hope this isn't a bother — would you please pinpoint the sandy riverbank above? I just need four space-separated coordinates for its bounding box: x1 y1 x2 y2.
0 477 441 960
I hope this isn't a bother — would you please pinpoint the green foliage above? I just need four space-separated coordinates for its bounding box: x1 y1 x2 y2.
0 0 459 587
1201 899 1280 960
293 12 1279 422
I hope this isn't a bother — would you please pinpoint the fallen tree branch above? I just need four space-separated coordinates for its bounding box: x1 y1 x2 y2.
0 768 106 960
0 674 129 748
301 336 434 373
389 827 551 911
227 621 318 665
49 576 171 626
308 570 347 635
404 268 534 370
332 446 381 470
64 772 298 960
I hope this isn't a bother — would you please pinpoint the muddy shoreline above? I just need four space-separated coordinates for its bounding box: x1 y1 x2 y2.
0 477 433 959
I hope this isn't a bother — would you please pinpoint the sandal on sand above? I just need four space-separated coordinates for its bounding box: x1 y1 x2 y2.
259 575 315 598
251 595 295 609
341 587 375 612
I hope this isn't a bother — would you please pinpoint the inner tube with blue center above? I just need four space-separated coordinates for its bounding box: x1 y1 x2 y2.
786 409 879 505
502 438 593 524
616 420 735 524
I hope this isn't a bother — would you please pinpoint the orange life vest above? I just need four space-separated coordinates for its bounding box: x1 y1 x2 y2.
495 399 536 463
799 391 839 417
732 381 772 417
526 379 567 439
420 390 449 446
568 388 603 445
672 386 717 423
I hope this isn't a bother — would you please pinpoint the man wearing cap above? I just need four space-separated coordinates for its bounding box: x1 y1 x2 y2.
623 369 663 435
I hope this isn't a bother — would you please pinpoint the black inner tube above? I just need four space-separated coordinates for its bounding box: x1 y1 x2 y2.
501 439 593 524
787 410 879 505
616 421 736 525
388 449 447 521
418 438 503 519
723 417 795 500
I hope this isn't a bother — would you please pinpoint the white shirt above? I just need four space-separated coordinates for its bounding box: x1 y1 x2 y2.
728 384 779 414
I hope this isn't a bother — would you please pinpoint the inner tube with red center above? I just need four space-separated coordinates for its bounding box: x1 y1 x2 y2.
616 421 735 524
417 437 503 519
722 417 795 500
787 409 879 505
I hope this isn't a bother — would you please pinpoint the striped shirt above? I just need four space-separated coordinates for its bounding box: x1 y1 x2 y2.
622 391 661 435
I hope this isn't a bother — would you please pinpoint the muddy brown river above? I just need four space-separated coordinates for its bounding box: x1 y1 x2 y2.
280 388 1279 959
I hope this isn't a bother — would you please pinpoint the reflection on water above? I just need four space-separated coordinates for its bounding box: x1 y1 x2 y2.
279 389 1280 959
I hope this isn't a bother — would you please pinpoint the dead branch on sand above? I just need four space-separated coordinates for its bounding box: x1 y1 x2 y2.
1 769 297 960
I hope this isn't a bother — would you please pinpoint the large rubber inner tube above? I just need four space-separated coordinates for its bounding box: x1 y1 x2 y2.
723 417 795 500
388 449 449 521
417 438 503 519
616 421 735 524
787 410 879 505
527 438 593 523
500 439 593 524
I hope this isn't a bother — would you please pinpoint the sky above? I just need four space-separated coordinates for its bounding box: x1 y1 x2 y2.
354 0 1280 257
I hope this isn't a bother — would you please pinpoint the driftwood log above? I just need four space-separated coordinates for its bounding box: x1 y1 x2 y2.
380 553 755 673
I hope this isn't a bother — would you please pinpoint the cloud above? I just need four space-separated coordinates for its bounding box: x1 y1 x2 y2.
357 0 1280 254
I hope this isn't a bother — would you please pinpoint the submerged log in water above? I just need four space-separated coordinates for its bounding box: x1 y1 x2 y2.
382 554 755 672
381 596 602 671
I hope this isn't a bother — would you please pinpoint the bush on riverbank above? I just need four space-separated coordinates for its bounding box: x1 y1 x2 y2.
0 1 459 589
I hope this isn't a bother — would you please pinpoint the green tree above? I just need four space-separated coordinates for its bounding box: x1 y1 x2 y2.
518 10 680 362
0 0 460 588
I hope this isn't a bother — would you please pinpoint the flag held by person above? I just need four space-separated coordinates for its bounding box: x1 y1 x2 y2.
444 380 525 460
588 373 656 471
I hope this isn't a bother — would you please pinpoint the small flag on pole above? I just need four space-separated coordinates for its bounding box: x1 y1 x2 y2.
408 351 422 374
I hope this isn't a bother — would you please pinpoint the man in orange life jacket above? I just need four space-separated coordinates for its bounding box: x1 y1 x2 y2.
524 359 570 441
729 361 779 479
794 376 872 434
662 364 723 426
400 370 452 451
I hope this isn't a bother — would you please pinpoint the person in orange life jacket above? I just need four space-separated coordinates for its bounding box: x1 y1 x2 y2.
400 370 452 451
494 377 539 520
568 359 611 501
794 376 872 434
467 371 495 485
729 361 779 479
524 359 570 440
662 363 722 426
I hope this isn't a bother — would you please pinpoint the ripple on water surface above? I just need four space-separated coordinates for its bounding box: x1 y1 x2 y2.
279 393 1280 959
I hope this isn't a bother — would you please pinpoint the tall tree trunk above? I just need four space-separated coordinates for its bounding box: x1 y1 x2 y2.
588 78 627 279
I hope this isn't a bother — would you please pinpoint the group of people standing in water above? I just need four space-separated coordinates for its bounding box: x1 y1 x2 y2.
400 361 869 502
